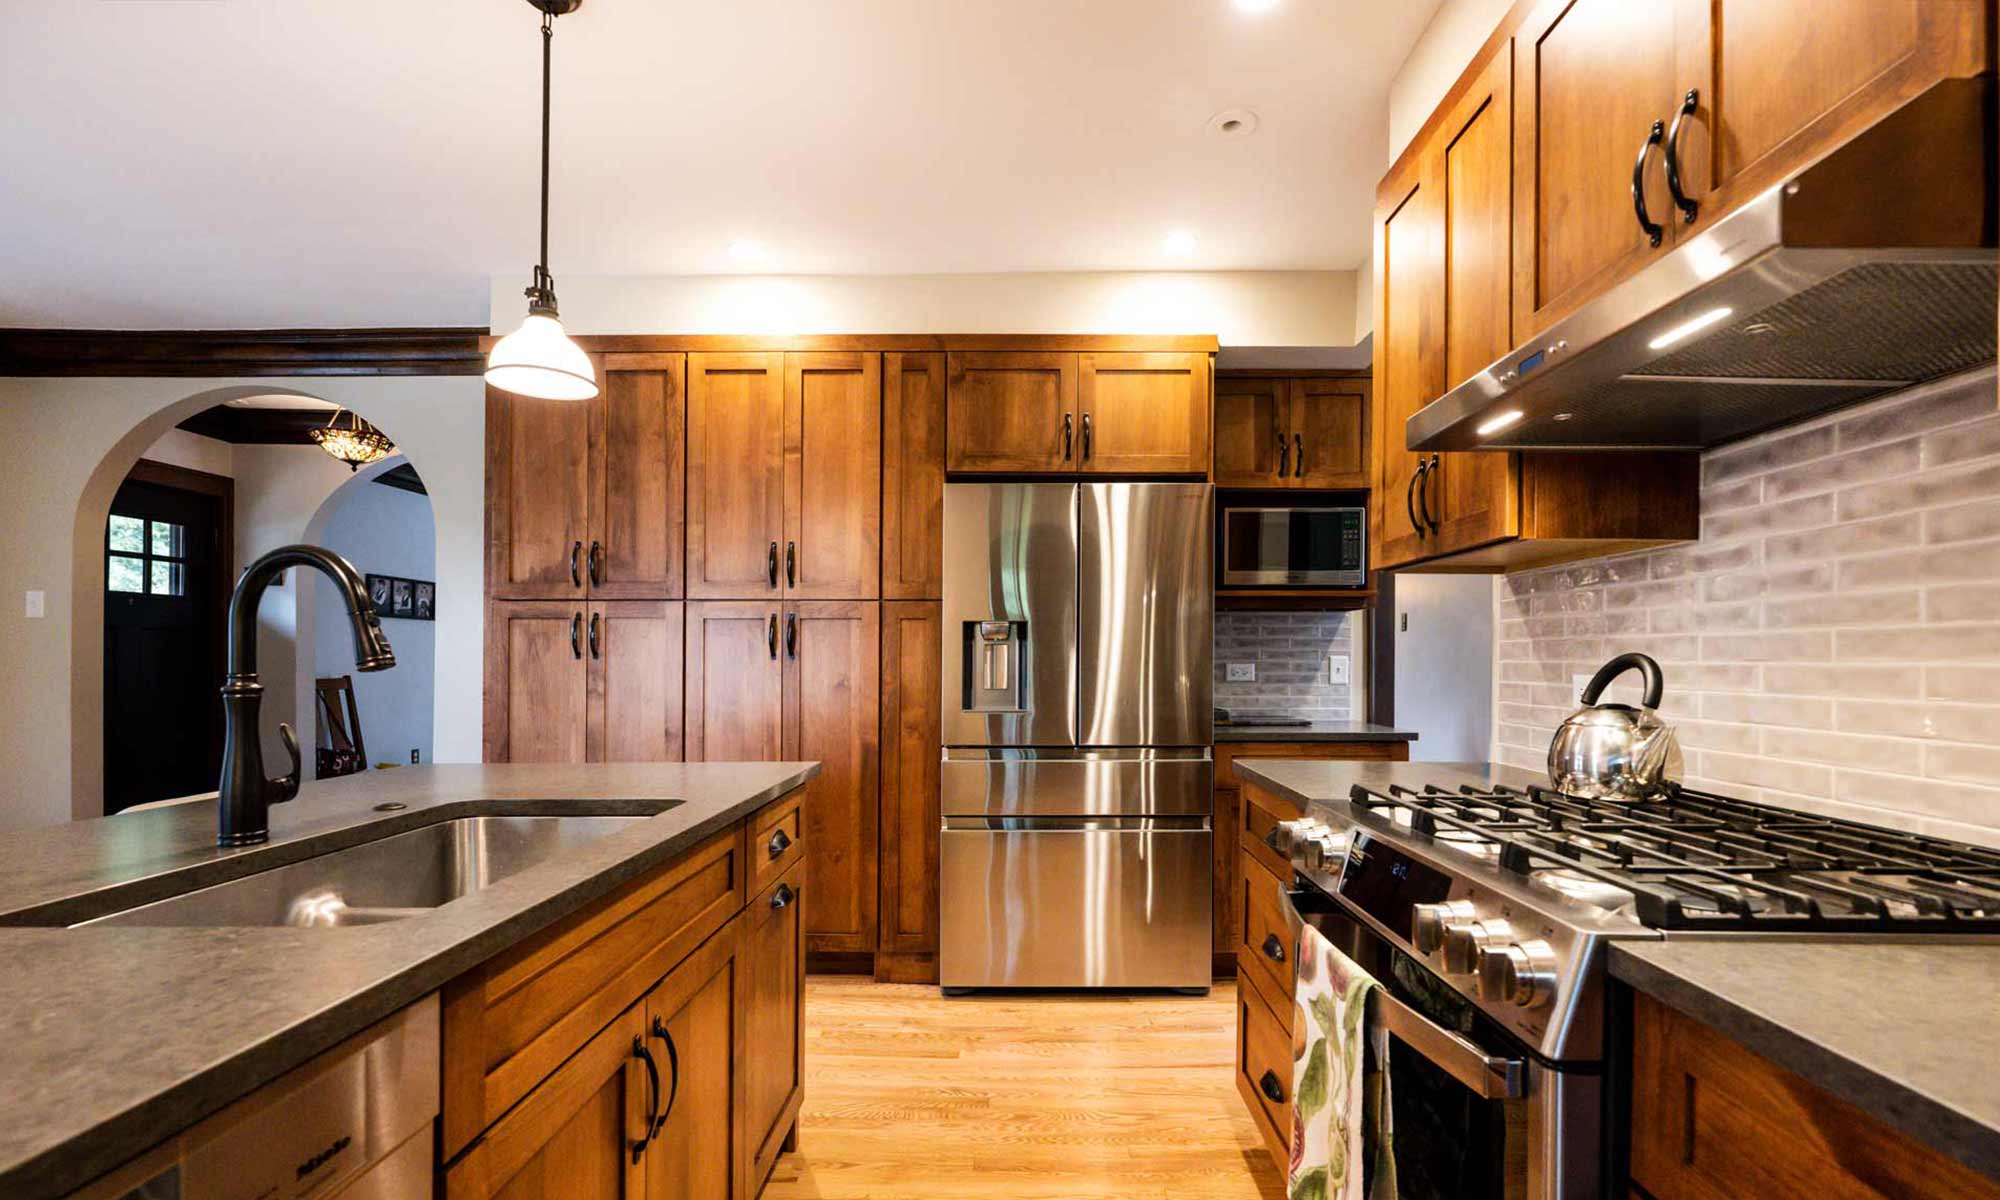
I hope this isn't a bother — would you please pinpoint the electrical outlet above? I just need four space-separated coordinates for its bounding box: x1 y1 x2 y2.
23 591 43 619
1328 655 1350 685
410 748 421 765
1226 662 1256 683
1399 612 1409 632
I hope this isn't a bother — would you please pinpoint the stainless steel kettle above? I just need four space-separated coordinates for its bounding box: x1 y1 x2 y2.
1548 652 1682 801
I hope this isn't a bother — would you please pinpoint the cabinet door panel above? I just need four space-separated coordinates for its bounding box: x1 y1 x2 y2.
646 932 739 1200
487 601 586 763
588 601 683 763
785 353 881 600
882 352 946 599
1077 352 1211 475
1211 377 1287 487
684 601 783 763
1514 0 1677 336
593 359 684 600
488 387 590 600
1289 379 1368 489
742 870 805 1192
1372 168 1444 570
784 601 879 954
688 354 784 598
945 351 1077 473
878 602 941 969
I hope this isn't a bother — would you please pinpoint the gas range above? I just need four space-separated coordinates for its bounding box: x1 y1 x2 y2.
1276 775 2000 1063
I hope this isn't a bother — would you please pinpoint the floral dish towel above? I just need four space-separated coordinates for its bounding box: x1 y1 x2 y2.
1289 920 1396 1200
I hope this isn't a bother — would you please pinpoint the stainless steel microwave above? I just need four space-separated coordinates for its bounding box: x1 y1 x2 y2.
1220 504 1366 587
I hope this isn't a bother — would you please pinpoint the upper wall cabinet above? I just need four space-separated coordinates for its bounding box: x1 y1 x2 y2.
486 355 686 601
1214 375 1368 489
946 351 1212 476
688 352 882 600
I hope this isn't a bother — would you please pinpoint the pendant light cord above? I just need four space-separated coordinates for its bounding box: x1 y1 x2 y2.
526 7 557 315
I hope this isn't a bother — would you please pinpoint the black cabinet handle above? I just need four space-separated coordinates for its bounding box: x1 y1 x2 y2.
1293 432 1304 479
1422 454 1441 535
648 1017 680 1140
1081 411 1093 461
785 541 796 588
1063 412 1073 461
569 540 582 588
767 613 778 660
570 612 582 660
1632 120 1666 247
1276 432 1290 478
587 540 601 586
771 882 796 910
1262 932 1287 963
1664 89 1700 224
588 612 600 659
1407 460 1427 539
785 612 797 659
1259 1070 1285 1103
768 828 792 859
767 541 779 588
630 1035 661 1163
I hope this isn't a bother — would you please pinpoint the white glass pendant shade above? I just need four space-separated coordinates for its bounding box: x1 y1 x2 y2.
485 313 598 400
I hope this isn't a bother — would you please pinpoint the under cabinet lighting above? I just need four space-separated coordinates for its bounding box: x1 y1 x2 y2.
1647 306 1733 351
1476 410 1524 437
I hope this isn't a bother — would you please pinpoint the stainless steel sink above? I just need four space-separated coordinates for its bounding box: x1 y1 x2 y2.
80 815 652 928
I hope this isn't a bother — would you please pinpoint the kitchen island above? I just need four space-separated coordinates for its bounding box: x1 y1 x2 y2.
0 762 817 1199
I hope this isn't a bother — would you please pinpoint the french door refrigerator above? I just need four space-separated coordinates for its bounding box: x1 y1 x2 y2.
939 482 1213 991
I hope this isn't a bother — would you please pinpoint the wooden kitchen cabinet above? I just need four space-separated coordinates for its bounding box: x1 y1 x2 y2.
1374 156 1445 569
784 601 880 957
1212 376 1288 486
946 351 1077 473
685 601 785 763
1213 375 1367 489
882 352 946 599
740 868 806 1195
486 600 682 763
688 353 787 599
1629 991 2000 1200
1076 352 1211 475
645 931 742 1200
785 352 881 599
587 601 684 764
1290 378 1369 488
947 350 1212 476
876 601 941 982
487 359 685 602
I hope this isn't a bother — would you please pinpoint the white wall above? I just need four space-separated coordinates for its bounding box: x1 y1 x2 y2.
0 375 483 827
138 427 234 478
1387 0 1515 164
1393 575 1495 761
311 466 436 771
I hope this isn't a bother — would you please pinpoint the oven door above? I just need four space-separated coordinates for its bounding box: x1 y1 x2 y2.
1220 506 1366 587
1284 884 1603 1200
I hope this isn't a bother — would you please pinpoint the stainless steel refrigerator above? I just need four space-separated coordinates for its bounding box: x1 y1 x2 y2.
938 482 1213 991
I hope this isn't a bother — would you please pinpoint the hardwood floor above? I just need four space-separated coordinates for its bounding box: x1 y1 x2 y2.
762 976 1287 1200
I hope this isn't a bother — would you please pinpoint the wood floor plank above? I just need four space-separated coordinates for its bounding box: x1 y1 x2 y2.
762 977 1287 1200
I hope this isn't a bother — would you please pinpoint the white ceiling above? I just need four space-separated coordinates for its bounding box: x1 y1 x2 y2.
3 0 1439 330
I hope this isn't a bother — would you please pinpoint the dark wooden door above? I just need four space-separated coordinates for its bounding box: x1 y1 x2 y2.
683 601 783 763
1372 158 1444 570
877 601 940 980
783 601 878 956
882 352 945 600
687 354 784 599
785 352 881 600
1288 379 1369 489
591 356 684 600
945 351 1077 473
486 601 588 763
488 386 591 601
1076 352 1211 475
1211 376 1287 487
587 602 683 763
103 473 226 811
740 870 805 1192
1513 0 1679 338
645 933 739 1200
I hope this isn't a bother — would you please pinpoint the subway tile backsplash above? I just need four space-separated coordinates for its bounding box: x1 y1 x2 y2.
1215 611 1354 721
1492 367 2000 848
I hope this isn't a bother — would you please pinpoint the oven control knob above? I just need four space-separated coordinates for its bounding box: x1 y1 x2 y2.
1442 918 1512 975
1478 940 1559 1008
1410 900 1475 955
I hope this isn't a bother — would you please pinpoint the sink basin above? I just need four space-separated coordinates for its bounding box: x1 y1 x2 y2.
80 815 654 928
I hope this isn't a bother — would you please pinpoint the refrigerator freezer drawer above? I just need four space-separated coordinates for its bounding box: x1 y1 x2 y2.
939 819 1213 989
940 751 1212 817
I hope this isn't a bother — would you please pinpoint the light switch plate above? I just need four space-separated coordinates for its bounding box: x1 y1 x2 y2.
24 591 43 619
1226 662 1255 683
1328 655 1350 685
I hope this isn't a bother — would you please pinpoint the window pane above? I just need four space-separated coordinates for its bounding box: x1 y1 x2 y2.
150 520 185 558
107 555 143 593
150 560 184 597
108 515 144 553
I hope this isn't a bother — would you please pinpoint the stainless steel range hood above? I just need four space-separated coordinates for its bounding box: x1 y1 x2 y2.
1409 80 1997 453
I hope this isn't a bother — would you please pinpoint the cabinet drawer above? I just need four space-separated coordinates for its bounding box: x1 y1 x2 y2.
1238 851 1297 1010
1239 782 1304 880
746 788 804 898
440 827 745 1160
1235 968 1294 1167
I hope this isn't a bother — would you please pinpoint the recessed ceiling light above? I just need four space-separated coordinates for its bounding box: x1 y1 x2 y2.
1234 0 1282 12
1206 108 1260 138
1163 231 1198 255
729 239 768 265
1476 410 1525 437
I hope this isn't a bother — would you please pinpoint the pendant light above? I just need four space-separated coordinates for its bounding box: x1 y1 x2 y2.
486 0 597 401
309 408 395 472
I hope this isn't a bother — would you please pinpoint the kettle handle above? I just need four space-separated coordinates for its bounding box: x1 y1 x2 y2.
1582 652 1665 709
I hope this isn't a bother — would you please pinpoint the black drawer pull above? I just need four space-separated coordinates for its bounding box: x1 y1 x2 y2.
768 828 792 859
771 882 796 910
1262 933 1287 963
1259 1070 1285 1103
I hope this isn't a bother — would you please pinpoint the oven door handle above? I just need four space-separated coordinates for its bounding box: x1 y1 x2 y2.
1284 885 1525 1101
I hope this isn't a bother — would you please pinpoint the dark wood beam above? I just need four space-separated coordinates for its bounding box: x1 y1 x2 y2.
372 463 428 495
175 406 335 444
0 327 485 377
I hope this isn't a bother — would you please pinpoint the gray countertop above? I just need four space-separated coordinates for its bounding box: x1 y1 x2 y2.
1230 758 2000 1183
1213 721 1417 744
0 762 819 1199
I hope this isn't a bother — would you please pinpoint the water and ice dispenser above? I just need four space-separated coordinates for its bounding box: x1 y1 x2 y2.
961 619 1026 712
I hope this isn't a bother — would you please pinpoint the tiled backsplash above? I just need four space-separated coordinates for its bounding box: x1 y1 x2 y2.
1215 611 1355 720
1492 367 2000 848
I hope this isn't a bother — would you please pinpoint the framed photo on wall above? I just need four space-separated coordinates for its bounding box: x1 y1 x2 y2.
366 573 393 617
390 578 414 618
413 581 435 620
364 573 435 621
